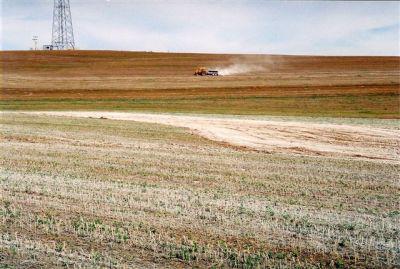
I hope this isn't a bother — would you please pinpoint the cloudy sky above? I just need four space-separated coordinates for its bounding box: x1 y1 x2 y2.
1 0 399 55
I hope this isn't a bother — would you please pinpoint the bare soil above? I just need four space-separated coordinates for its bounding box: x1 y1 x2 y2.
23 111 400 162
1 51 399 117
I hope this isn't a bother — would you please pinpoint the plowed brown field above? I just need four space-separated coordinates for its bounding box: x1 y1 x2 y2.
1 50 399 117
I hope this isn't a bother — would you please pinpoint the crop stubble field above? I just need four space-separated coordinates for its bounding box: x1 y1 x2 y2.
1 51 399 268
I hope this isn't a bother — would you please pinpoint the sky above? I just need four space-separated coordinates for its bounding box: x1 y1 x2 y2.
1 0 399 55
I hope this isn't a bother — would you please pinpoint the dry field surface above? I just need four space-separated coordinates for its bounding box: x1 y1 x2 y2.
1 51 400 268
25 111 400 162
1 112 399 268
1 51 399 117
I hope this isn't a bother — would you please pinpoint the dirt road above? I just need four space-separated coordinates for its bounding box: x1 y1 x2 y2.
15 111 399 162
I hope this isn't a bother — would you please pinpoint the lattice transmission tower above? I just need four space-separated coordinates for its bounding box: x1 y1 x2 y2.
52 0 75 50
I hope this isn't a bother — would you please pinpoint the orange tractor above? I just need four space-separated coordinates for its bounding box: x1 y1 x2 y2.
194 67 219 76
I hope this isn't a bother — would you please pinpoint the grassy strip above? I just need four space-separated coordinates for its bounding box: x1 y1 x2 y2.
1 94 398 118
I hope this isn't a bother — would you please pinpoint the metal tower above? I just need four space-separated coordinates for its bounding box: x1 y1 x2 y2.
52 0 75 50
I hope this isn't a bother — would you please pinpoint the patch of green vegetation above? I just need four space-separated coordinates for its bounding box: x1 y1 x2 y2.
0 201 20 221
1 93 399 118
387 210 399 217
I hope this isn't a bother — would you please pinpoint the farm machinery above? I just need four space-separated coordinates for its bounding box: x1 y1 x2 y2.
194 67 219 76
